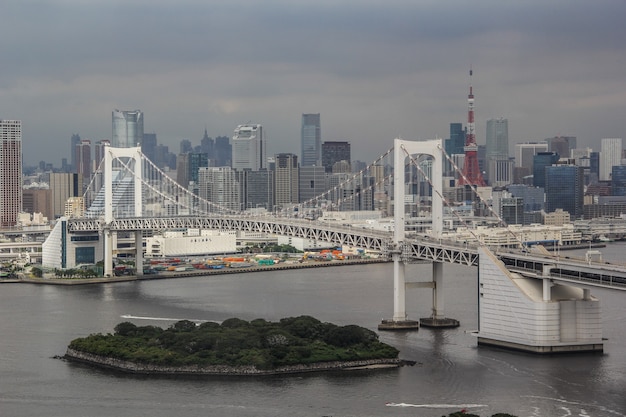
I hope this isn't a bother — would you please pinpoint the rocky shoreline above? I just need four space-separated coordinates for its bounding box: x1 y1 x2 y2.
65 348 401 376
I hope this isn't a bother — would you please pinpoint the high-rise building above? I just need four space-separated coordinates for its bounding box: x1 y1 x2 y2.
274 153 299 210
0 120 22 227
177 152 209 188
49 172 82 219
214 136 231 167
486 118 509 159
611 165 626 196
515 142 549 173
532 151 559 189
112 109 143 148
75 139 92 185
301 114 321 167
600 138 623 181
485 118 509 183
200 129 214 161
488 157 514 187
179 139 192 154
545 164 584 218
321 141 350 173
141 133 157 162
94 140 110 170
546 136 577 158
232 124 266 171
237 170 274 211
70 133 81 170
197 167 240 212
299 166 327 203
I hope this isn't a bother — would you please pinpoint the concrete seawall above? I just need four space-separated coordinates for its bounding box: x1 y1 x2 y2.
65 348 400 376
17 258 388 286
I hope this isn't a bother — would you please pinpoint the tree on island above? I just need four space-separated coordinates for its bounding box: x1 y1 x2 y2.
68 315 399 370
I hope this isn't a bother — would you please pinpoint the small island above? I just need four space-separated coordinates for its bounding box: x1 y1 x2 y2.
65 315 400 375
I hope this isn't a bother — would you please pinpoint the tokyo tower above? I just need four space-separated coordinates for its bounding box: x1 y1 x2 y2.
458 68 486 186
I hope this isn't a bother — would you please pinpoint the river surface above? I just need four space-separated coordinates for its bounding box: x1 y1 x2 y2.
1 243 625 417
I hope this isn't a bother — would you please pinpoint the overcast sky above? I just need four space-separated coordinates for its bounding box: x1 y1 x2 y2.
2 0 625 166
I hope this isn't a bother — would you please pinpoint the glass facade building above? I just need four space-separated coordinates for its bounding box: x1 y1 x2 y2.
533 152 559 188
545 165 584 218
301 114 321 167
611 165 626 196
112 110 143 148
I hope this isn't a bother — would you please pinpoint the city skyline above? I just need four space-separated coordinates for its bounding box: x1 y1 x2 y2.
2 1 625 166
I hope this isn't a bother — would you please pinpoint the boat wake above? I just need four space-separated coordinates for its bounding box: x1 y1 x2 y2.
120 314 219 324
385 402 487 409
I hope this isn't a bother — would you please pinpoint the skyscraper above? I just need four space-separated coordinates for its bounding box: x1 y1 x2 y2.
600 138 623 181
141 133 157 163
232 124 266 170
70 133 81 170
274 153 299 209
75 139 92 185
545 165 584 218
0 120 22 227
533 152 559 189
301 114 321 167
486 118 509 159
112 110 143 148
321 141 350 173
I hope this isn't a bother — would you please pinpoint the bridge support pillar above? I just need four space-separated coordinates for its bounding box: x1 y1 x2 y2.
104 229 113 277
475 247 603 353
135 231 143 276
420 262 460 328
379 251 419 331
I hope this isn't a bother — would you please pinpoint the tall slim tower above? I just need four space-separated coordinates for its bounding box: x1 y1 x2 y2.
459 69 486 186
0 120 22 227
301 114 321 167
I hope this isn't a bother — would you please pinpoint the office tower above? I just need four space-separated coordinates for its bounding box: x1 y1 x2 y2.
49 172 82 219
214 136 231 167
444 123 465 176
94 140 110 170
112 109 143 148
611 165 626 196
70 133 81 170
141 133 157 162
177 152 208 188
179 139 193 154
545 165 584 218
200 129 214 160
274 153 299 210
197 167 240 212
237 170 274 211
488 157 514 187
486 118 509 159
321 141 350 173
485 118 508 183
75 139 92 185
446 123 465 156
507 184 545 212
600 138 623 181
301 113 321 167
515 142 549 172
299 166 327 203
22 188 52 219
0 120 22 227
232 124 266 170
546 136 577 157
532 152 559 188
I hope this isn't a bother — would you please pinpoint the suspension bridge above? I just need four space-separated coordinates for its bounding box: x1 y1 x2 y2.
61 138 626 354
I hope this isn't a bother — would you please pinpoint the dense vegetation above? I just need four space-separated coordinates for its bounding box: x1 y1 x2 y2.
68 315 399 370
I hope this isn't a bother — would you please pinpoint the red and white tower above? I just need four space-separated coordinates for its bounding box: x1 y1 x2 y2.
458 68 486 186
